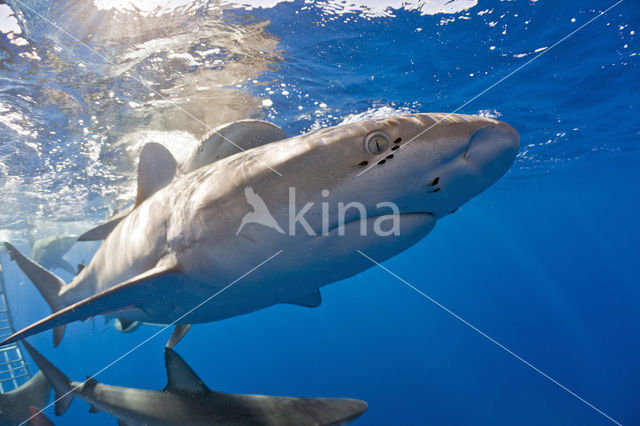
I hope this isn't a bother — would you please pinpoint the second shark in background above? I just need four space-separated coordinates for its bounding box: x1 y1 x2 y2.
23 341 367 425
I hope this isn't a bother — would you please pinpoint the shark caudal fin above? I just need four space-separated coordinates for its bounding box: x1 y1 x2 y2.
22 341 75 416
4 242 67 347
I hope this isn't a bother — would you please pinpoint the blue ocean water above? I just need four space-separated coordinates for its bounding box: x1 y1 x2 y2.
0 0 638 425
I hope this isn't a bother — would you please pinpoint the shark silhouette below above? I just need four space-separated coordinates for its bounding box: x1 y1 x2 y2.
23 341 367 425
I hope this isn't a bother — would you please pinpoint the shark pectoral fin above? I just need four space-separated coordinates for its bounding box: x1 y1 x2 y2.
0 262 181 347
77 216 125 241
135 143 177 207
284 289 322 308
182 120 287 173
22 341 75 416
163 348 209 394
28 407 55 426
166 324 192 349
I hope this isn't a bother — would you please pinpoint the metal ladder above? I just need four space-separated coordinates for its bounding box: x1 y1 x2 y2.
0 255 30 392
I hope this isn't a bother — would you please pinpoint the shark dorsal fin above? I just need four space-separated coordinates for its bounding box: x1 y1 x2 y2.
163 348 209 394
284 289 322 308
84 376 99 391
135 143 177 207
182 120 287 173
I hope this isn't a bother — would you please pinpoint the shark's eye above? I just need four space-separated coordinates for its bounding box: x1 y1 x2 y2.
364 131 390 155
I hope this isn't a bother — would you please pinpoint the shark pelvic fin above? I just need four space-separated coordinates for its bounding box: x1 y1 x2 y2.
52 325 66 348
4 243 68 346
0 260 181 347
284 289 322 308
28 407 55 426
163 348 209 394
22 341 75 416
166 324 192 349
135 143 177 207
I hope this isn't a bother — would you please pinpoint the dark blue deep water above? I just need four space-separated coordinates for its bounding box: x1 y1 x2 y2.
0 0 638 425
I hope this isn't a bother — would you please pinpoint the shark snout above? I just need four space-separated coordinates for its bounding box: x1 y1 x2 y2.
464 121 520 180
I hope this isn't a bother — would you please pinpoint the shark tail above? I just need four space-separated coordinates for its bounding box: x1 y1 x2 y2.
22 341 75 416
4 242 68 347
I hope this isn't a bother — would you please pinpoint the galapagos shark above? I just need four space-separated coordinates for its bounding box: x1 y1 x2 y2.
23 341 368 425
1 113 519 347
0 370 51 426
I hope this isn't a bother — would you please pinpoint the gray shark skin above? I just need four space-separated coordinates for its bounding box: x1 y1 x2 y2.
1 113 519 346
0 370 51 426
23 341 367 426
29 235 77 275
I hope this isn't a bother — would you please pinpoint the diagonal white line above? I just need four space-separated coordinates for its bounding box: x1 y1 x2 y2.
357 0 624 177
12 0 283 177
356 250 622 426
20 249 284 426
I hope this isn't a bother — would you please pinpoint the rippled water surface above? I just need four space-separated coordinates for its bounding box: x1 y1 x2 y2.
0 0 638 425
